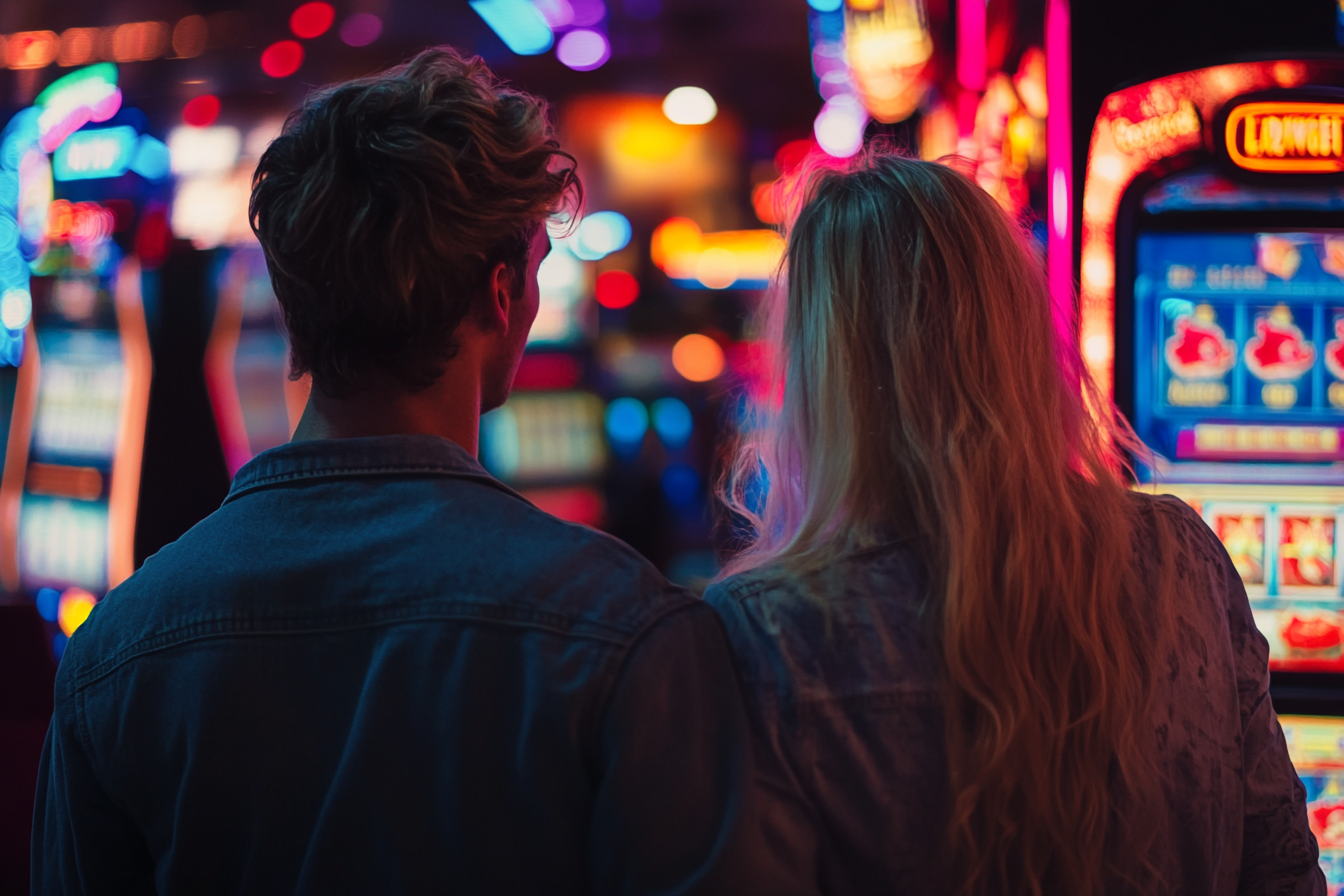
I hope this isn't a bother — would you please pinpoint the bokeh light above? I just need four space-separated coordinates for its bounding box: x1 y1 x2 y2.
260 40 304 78
182 95 220 127
605 397 649 448
171 15 209 58
534 0 576 28
662 87 718 125
595 270 639 308
694 248 737 289
557 29 610 71
570 0 608 27
290 3 336 39
471 0 554 56
814 94 867 158
574 211 631 260
35 587 59 623
1 287 31 329
57 587 97 637
339 13 383 46
651 397 693 448
671 334 725 382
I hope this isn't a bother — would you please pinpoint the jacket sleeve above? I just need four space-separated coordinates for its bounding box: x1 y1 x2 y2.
30 640 154 896
587 600 805 896
1198 522 1327 895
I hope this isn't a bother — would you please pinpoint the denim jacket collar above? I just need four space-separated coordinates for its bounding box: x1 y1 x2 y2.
225 434 530 506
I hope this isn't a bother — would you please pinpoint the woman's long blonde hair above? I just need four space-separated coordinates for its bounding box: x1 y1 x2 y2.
721 153 1167 895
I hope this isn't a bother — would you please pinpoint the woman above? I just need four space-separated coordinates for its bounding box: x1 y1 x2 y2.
706 154 1321 895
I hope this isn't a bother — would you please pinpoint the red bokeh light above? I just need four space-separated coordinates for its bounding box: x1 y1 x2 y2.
595 270 639 309
182 95 220 127
260 40 304 78
774 139 818 176
290 2 335 39
135 204 173 271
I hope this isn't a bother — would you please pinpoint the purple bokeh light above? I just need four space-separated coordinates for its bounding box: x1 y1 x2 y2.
556 29 610 71
569 0 607 27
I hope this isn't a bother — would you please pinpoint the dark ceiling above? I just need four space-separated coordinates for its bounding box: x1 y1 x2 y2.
0 0 820 149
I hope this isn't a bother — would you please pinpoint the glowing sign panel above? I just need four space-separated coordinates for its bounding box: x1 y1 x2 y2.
1227 102 1344 173
1112 99 1201 155
52 126 136 181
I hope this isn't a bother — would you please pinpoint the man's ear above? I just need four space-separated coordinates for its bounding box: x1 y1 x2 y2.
482 261 514 335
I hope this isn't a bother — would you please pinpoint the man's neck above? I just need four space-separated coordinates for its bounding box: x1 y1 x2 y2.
291 367 483 456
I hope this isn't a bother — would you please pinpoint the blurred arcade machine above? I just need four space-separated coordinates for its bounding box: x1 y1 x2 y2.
1079 57 1344 885
204 246 307 474
479 234 608 528
167 113 309 474
0 63 170 657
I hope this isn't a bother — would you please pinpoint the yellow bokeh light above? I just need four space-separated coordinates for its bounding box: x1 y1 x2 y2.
672 334 725 383
57 587 97 637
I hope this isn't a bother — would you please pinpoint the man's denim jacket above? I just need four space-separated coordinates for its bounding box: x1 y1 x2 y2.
31 435 768 895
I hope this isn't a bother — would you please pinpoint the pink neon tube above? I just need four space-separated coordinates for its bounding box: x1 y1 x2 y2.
1046 0 1073 327
957 0 987 91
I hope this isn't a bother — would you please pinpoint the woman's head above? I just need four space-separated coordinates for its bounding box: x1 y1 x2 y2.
729 154 1121 562
723 154 1164 895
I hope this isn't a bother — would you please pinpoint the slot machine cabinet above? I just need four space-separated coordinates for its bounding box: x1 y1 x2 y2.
1080 57 1344 884
204 246 309 474
0 63 172 654
0 257 151 646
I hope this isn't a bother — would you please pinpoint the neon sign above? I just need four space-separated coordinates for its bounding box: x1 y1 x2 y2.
1226 101 1344 173
34 63 121 153
52 126 137 181
1112 99 1201 154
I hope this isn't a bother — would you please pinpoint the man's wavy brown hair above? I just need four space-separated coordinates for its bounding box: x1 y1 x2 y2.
250 47 580 397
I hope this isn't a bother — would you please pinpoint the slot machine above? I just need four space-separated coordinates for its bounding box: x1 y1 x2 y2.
0 63 169 657
204 246 308 475
479 236 609 527
1080 57 1344 887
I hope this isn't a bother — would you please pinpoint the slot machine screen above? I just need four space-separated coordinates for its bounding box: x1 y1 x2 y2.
1281 715 1344 891
1134 230 1344 671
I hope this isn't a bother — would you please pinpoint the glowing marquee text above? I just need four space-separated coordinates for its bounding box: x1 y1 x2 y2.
1112 99 1201 154
1226 101 1344 173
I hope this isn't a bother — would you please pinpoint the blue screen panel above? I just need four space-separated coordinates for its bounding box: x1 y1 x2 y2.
1134 231 1344 471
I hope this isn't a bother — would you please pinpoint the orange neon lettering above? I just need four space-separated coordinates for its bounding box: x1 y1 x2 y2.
1266 116 1284 156
1288 116 1310 155
1226 102 1344 172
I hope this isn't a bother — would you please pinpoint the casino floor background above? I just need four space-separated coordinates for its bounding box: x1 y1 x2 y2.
0 0 1339 891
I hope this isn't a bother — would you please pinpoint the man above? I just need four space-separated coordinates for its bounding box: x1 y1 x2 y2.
32 48 765 895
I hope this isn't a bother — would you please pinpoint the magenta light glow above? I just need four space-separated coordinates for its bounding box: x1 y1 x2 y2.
956 0 986 92
1046 0 1073 327
339 13 383 46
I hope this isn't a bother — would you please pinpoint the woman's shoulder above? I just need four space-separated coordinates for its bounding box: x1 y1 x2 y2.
1125 490 1236 584
703 544 940 702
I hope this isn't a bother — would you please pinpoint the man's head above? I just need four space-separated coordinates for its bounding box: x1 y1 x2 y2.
250 47 579 403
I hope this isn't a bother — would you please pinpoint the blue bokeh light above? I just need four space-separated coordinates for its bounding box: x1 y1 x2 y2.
469 0 555 55
605 397 649 448
651 397 693 448
35 587 59 622
573 211 632 260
